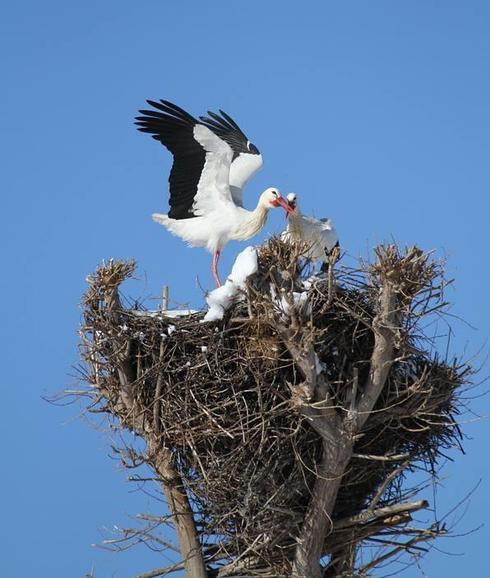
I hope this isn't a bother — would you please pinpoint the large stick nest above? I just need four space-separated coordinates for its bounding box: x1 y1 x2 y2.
78 238 470 575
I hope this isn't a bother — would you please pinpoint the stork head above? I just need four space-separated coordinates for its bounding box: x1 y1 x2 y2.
286 192 298 213
260 188 293 214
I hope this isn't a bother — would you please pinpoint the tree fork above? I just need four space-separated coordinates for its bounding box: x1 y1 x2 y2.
291 257 401 577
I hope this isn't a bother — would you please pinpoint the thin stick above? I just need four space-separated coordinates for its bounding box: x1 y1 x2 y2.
162 286 169 312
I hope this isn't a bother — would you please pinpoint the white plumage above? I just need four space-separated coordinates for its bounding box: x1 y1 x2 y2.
152 183 288 287
283 193 339 265
228 150 264 207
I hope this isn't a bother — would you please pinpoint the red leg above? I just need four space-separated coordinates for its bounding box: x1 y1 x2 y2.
211 251 222 287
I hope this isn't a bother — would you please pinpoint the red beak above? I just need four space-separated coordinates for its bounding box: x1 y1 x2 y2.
272 196 294 214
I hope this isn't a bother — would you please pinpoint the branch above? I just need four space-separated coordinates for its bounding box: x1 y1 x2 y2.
277 325 337 437
276 311 362 578
135 560 184 578
292 435 352 578
352 452 409 462
290 248 421 576
348 277 399 433
333 500 429 531
149 446 207 578
368 460 411 512
324 501 429 578
277 327 352 578
147 341 206 578
358 524 443 575
90 263 142 430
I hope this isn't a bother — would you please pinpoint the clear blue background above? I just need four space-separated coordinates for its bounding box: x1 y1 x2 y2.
1 1 489 576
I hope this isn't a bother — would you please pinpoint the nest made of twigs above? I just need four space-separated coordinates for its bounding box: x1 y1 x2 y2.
78 239 470 575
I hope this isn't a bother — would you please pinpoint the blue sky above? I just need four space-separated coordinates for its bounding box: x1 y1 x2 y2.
1 1 489 576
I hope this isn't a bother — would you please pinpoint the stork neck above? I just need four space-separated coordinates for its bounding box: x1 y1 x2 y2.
232 203 269 241
287 210 303 233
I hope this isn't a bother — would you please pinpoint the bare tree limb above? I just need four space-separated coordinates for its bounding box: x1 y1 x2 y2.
348 278 399 433
290 250 405 577
351 452 409 462
333 499 429 531
278 326 352 578
135 560 184 578
358 525 443 575
149 445 207 578
145 341 207 578
292 436 351 578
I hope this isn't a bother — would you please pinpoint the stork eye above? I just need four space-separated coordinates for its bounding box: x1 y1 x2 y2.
273 190 278 197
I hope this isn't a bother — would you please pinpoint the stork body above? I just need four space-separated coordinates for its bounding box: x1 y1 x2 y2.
284 193 339 265
153 187 284 285
153 196 271 252
135 100 291 286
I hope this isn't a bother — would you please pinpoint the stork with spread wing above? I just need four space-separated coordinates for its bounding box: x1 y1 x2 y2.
135 100 291 286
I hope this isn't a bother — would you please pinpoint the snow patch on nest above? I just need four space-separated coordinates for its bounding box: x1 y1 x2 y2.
203 247 258 322
131 308 198 318
269 285 311 318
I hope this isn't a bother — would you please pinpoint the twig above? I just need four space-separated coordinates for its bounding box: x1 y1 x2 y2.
333 500 429 531
358 526 442 574
135 561 185 578
352 452 410 462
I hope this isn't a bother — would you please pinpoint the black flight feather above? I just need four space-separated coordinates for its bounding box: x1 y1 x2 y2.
135 100 205 219
200 110 260 158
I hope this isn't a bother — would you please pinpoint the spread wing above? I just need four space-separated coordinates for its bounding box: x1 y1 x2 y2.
135 100 234 219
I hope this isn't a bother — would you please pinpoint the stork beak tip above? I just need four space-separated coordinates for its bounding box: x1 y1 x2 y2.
275 197 294 214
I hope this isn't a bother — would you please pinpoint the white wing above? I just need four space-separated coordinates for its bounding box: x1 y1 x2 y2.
229 153 264 206
190 124 235 216
285 213 339 261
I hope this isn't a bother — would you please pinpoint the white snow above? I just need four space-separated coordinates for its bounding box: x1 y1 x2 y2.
314 353 326 375
167 325 176 335
131 309 197 318
280 290 309 315
201 346 208 353
163 309 198 318
203 246 258 322
228 246 259 286
301 274 324 290
270 285 310 317
202 284 237 322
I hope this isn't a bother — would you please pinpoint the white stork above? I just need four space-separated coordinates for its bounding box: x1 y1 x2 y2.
283 193 339 270
135 100 292 287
